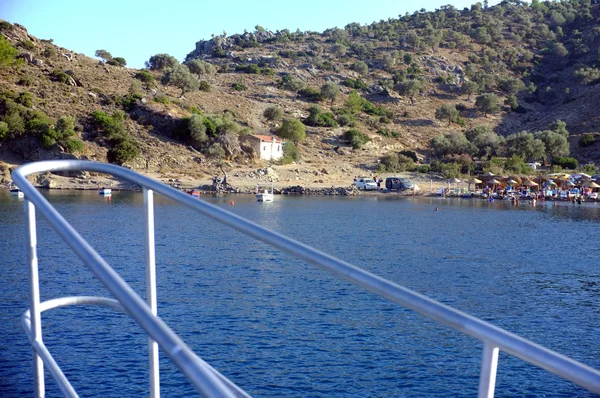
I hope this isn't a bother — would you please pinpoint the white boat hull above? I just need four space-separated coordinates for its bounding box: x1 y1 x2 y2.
10 189 24 198
256 193 274 202
98 188 112 195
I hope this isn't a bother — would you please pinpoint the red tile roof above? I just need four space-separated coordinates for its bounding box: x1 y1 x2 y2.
251 134 282 143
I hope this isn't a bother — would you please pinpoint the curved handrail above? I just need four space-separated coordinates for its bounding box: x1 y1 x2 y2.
13 160 600 395
21 297 125 398
13 161 250 398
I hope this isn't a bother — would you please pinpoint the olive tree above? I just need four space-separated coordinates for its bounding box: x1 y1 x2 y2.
320 82 340 104
147 53 179 71
161 65 200 98
435 104 459 125
475 93 500 115
276 118 306 144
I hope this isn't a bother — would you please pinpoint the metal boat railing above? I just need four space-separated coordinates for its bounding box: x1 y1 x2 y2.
12 160 600 398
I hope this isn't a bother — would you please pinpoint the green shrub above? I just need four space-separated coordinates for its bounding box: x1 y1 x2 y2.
305 106 337 127
198 80 211 91
153 95 170 104
417 164 431 173
263 106 283 121
186 59 217 76
51 70 70 84
64 139 84 153
399 150 418 162
261 67 275 76
108 57 127 67
552 156 578 169
279 142 301 164
42 47 55 58
22 40 35 51
342 78 368 90
232 78 247 91
279 74 306 92
0 36 20 68
207 143 225 159
243 64 261 74
17 92 33 108
17 76 33 86
0 121 9 140
277 118 306 143
336 114 355 127
579 133 595 147
135 71 154 84
107 139 139 164
376 129 400 138
187 114 207 147
0 21 12 31
298 87 322 101
343 129 370 149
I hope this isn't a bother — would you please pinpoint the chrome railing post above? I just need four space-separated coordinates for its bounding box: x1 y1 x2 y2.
144 188 160 398
478 343 499 398
25 199 45 397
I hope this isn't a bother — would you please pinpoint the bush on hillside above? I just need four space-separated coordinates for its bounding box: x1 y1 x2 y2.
342 129 370 149
134 71 154 84
277 119 306 143
552 156 578 169
279 142 301 164
263 106 282 121
579 133 595 147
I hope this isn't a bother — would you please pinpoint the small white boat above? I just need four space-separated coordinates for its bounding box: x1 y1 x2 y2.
10 187 24 198
255 185 274 202
98 188 112 195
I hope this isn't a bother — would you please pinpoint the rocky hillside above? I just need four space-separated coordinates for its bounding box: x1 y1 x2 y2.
1 1 599 185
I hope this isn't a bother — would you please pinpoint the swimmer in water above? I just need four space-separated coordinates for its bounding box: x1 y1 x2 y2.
435 207 439 211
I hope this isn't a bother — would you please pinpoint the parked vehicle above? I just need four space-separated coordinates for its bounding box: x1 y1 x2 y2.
354 177 378 191
386 177 414 191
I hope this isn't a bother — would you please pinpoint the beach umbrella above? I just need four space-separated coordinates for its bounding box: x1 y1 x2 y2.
522 180 538 187
487 178 501 185
481 172 495 178
572 173 591 180
467 177 482 192
548 173 571 179
506 179 518 185
584 181 600 188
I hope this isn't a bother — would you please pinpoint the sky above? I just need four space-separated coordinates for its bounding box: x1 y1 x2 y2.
3 0 500 69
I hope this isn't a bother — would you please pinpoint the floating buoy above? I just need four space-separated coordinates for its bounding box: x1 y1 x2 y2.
230 201 235 206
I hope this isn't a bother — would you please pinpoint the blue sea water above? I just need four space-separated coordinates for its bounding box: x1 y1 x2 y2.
0 190 599 397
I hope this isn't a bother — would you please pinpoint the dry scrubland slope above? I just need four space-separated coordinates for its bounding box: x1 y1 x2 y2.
1 1 600 185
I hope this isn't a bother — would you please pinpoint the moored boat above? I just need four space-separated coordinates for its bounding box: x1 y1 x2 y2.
255 184 274 202
98 187 111 195
9 187 24 198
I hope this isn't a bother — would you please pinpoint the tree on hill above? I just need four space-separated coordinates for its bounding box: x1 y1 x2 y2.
534 130 569 159
462 81 479 100
505 132 546 161
276 119 306 145
344 90 363 114
161 65 200 98
0 36 20 68
263 106 282 121
394 79 425 105
351 61 369 75
147 53 179 71
186 59 217 76
95 49 112 62
475 93 500 116
435 104 459 126
320 82 340 104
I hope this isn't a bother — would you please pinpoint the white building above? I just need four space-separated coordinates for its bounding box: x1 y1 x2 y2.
245 135 284 161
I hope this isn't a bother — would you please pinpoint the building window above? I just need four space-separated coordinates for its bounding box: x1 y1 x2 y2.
277 145 280 151
263 145 267 151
